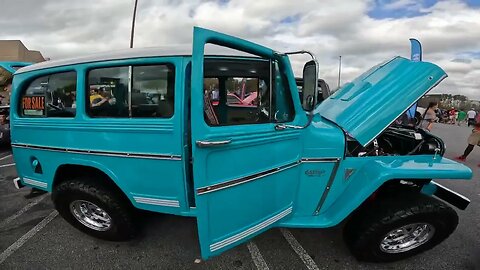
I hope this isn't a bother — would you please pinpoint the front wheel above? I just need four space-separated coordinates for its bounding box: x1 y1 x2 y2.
344 193 458 262
53 177 137 241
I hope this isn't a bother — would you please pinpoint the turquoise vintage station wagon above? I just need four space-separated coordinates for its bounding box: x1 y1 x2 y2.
10 27 472 262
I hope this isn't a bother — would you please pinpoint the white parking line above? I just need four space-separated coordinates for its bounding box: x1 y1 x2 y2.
280 228 319 270
0 210 58 264
0 163 15 169
0 154 12 161
247 241 269 270
0 193 49 229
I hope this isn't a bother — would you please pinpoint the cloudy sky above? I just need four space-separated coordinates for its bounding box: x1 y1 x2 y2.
1 0 479 99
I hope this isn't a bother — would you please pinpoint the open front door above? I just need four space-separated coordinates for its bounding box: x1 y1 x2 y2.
191 27 302 259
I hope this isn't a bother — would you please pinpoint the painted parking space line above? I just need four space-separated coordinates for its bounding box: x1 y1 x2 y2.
0 210 58 264
280 228 319 270
0 154 12 161
0 193 49 230
247 241 269 270
0 163 15 169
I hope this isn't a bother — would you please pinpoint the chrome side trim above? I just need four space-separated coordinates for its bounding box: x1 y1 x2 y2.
133 196 180 208
210 206 292 252
23 177 48 189
301 158 340 163
197 161 300 195
197 157 342 195
313 158 341 215
11 143 182 161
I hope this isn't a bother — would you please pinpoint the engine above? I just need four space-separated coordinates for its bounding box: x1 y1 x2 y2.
346 126 445 157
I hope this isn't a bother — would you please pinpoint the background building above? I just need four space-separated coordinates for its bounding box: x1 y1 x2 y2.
0 40 45 105
0 40 45 63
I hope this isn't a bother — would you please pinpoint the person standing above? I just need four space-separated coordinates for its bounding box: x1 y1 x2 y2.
455 122 480 167
467 108 476 127
448 107 456 124
420 102 439 131
457 109 467 126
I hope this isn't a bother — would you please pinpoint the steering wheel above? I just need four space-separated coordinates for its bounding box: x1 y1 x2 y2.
48 103 62 111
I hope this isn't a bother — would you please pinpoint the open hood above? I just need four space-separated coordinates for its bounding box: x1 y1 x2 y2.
315 56 447 146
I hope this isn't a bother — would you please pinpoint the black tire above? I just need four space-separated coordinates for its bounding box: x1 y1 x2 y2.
344 193 458 262
53 177 137 241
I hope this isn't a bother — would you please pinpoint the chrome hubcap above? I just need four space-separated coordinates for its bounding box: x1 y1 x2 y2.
380 223 435 253
70 200 112 231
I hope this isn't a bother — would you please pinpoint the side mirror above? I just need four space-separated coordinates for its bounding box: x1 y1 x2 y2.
302 60 319 111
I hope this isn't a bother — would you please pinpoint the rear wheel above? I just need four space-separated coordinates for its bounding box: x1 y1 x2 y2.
53 177 137 241
344 193 458 262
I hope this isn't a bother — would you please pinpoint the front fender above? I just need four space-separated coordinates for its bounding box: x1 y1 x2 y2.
320 156 472 226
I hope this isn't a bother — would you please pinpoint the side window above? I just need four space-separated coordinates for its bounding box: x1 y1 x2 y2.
87 66 128 117
86 64 175 118
203 59 294 126
225 78 260 107
132 65 175 118
21 71 76 118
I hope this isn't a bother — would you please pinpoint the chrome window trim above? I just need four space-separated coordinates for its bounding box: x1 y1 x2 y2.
11 143 182 161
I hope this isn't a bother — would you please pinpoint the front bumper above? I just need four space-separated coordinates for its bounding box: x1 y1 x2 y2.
425 181 470 210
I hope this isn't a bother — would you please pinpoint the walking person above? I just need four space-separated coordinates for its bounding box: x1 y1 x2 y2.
457 109 467 126
448 107 456 124
420 102 439 131
455 122 480 167
467 108 476 127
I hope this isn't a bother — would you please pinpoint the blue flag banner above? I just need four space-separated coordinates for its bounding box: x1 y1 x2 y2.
407 38 423 120
410 38 422 62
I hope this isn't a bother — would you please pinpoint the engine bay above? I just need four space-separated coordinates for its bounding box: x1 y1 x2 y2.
346 125 445 157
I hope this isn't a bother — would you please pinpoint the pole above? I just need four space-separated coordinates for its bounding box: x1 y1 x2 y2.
337 55 342 89
130 0 139 48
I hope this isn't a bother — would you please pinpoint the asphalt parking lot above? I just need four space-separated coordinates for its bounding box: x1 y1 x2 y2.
0 123 479 270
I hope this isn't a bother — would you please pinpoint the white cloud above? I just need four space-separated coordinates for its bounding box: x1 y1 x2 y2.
1 0 479 99
381 0 422 11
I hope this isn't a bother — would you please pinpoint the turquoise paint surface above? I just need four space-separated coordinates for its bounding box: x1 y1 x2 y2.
316 57 447 146
11 57 190 215
0 61 32 73
9 27 473 261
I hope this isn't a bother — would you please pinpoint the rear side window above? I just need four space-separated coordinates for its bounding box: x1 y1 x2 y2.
20 71 77 117
86 64 175 118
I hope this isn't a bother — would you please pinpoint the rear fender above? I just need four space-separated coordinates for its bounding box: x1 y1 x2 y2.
320 156 472 226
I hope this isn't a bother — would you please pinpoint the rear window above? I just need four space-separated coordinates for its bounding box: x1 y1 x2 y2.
20 71 77 118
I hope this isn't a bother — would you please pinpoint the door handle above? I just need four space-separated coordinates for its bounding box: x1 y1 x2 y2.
196 139 232 148
275 124 304 131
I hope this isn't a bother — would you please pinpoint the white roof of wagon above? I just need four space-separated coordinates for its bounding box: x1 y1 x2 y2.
16 45 257 74
16 46 191 74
